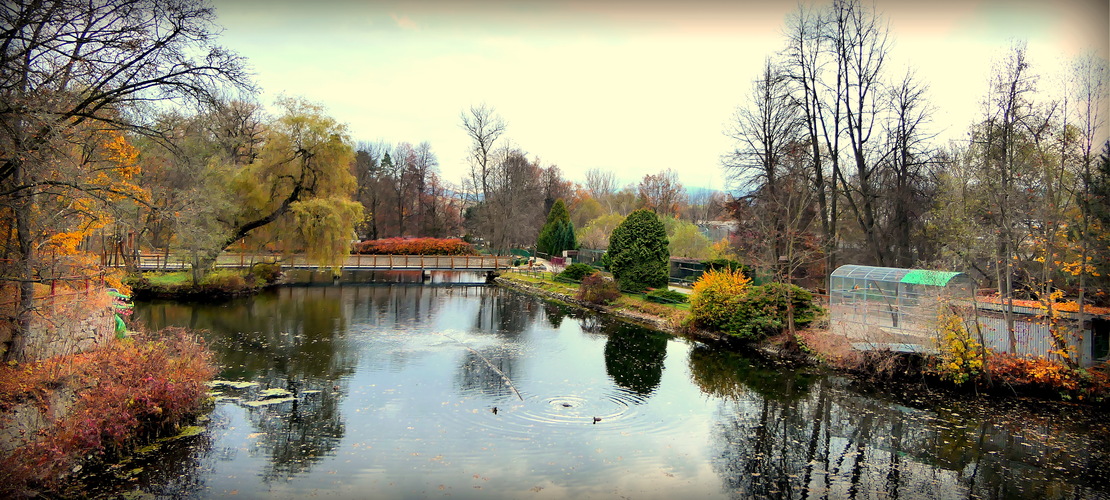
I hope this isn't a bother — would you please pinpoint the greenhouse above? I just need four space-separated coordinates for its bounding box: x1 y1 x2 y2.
829 265 976 347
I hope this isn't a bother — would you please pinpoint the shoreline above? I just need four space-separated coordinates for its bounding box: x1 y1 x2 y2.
493 274 1110 410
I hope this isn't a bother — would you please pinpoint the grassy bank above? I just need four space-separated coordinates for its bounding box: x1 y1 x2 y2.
496 271 1110 406
128 263 282 300
0 328 215 497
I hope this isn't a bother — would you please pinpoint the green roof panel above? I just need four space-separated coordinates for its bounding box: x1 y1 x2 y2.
900 269 962 286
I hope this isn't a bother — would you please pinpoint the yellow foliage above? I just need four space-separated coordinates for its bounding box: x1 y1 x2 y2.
692 267 752 298
934 306 983 384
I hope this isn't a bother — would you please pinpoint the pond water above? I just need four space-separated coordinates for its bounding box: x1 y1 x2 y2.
116 278 1109 499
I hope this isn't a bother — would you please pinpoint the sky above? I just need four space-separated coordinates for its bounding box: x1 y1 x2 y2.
209 0 1109 193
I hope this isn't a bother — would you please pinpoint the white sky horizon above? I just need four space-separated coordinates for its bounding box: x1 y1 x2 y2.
210 0 1109 193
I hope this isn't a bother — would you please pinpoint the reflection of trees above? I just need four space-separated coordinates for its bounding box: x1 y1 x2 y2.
687 345 813 401
134 286 359 481
693 345 1110 499
245 391 345 483
603 323 667 397
471 288 537 336
577 314 605 335
452 288 540 398
455 348 519 400
544 303 566 329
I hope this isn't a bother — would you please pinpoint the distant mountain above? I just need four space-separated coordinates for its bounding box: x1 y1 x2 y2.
686 186 724 199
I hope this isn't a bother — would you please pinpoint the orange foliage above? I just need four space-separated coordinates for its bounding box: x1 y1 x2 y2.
986 353 1110 401
0 328 213 495
353 237 477 256
976 295 1110 316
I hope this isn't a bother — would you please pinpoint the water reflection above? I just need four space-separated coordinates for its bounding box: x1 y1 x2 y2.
688 345 1109 499
119 284 1110 499
603 323 668 398
134 287 357 482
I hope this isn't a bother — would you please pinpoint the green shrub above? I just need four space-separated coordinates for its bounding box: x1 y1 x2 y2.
577 273 620 305
727 282 821 341
251 261 283 284
608 209 669 293
559 263 596 281
645 288 688 304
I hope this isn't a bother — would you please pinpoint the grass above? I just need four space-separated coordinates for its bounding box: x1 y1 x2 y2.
500 270 690 326
142 271 192 286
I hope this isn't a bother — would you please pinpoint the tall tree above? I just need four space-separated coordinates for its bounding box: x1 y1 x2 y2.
637 169 684 217
536 198 577 257
724 59 805 268
0 0 248 361
460 104 505 202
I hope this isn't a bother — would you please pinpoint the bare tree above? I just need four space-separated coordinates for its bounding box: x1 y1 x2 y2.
585 168 617 198
881 70 936 267
1071 53 1109 317
724 59 803 265
460 104 505 202
782 3 842 273
637 169 684 217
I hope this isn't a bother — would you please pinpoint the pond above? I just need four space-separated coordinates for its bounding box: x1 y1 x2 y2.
113 278 1108 499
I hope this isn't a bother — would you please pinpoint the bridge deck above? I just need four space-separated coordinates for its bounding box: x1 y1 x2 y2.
132 254 513 271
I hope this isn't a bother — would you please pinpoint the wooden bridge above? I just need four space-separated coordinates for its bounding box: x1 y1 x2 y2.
132 253 513 272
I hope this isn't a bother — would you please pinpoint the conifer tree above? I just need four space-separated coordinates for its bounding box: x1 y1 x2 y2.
608 209 670 292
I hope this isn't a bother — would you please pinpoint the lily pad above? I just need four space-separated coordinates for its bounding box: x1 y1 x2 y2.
208 380 259 390
258 388 293 399
243 397 295 407
159 425 205 442
135 443 162 454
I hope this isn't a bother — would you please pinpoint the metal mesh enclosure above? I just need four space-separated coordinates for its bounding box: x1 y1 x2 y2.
830 265 976 347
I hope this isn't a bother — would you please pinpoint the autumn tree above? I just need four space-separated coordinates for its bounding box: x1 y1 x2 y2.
637 169 684 217
193 97 362 278
464 147 545 253
577 213 625 250
0 0 247 361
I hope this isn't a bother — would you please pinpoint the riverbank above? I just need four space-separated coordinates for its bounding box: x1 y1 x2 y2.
0 328 215 497
127 265 282 301
494 273 1110 407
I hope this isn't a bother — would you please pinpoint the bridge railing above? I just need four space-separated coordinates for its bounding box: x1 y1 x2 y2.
129 253 513 271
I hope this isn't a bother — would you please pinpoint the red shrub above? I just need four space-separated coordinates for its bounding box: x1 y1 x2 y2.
577 273 621 305
352 237 477 256
0 327 214 495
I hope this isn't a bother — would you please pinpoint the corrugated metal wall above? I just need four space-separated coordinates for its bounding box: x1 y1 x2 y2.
975 314 1093 366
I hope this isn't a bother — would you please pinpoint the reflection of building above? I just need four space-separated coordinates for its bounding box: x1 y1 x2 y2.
829 264 1110 367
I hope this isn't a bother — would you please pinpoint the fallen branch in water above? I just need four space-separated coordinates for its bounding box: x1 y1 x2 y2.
438 332 524 401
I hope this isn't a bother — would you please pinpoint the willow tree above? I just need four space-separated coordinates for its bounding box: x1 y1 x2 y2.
183 97 362 279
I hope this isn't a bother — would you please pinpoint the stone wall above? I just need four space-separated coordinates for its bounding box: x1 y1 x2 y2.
1 287 116 361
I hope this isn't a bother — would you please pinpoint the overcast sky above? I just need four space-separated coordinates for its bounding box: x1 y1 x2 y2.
209 0 1108 192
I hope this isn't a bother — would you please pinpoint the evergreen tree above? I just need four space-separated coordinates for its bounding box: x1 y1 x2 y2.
608 209 670 292
537 199 577 256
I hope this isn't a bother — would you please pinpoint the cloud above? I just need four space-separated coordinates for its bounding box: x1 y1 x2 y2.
391 13 419 31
